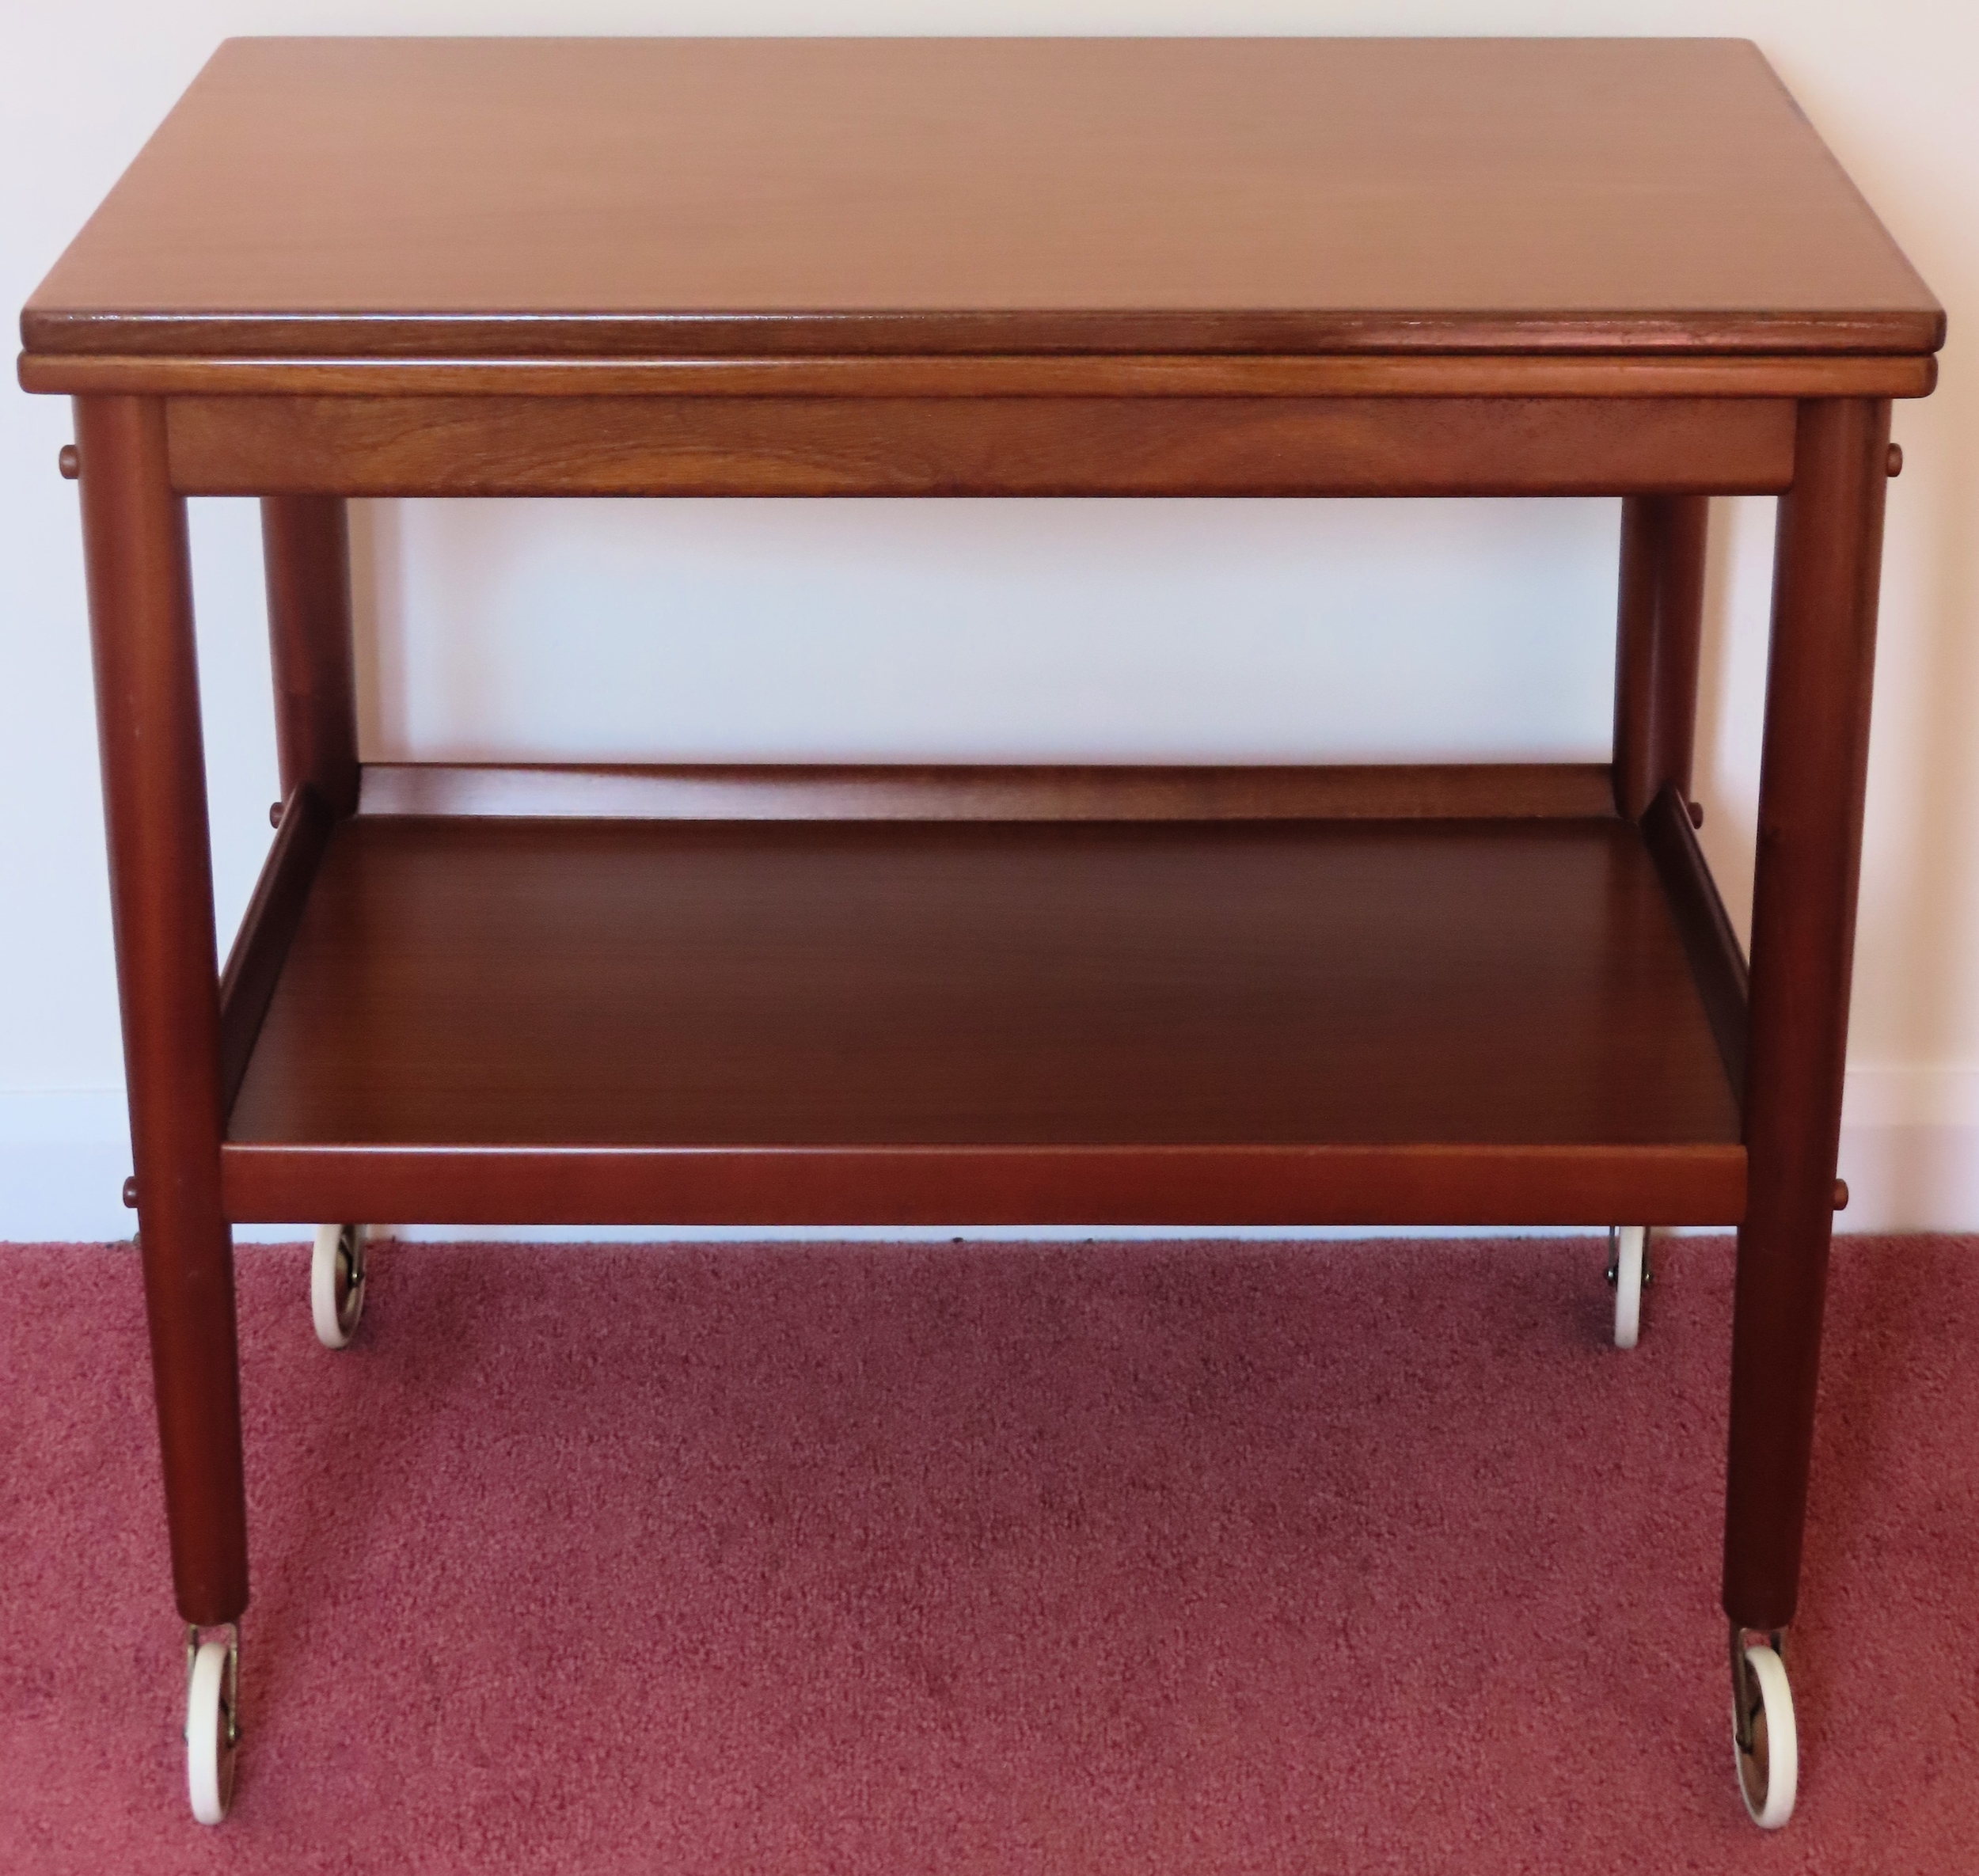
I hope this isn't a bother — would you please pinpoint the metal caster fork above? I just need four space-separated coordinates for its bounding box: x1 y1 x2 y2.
184 1623 239 1824
1605 1226 1653 1348
1731 1623 1798 1829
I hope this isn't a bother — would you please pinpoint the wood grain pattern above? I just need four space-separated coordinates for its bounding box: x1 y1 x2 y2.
164 393 1798 499
222 816 1744 1225
355 761 1620 824
22 39 1940 363
14 351 1941 401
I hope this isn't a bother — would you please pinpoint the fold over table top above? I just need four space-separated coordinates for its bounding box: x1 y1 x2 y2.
20 36 1942 390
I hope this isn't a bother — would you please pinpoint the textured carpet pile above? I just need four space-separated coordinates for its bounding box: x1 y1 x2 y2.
2 1234 1976 1873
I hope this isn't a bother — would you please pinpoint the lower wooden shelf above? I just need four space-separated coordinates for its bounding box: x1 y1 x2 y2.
219 807 1745 1226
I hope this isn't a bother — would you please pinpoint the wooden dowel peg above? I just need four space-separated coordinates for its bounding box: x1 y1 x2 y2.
1886 443 1903 477
59 444 80 479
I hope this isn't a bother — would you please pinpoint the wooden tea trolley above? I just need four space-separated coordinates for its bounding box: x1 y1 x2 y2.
20 36 1942 1830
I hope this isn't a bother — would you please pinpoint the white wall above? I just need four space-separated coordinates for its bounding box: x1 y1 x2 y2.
4 0 1975 1239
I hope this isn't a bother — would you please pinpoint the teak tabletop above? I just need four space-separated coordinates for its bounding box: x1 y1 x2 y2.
21 36 1943 375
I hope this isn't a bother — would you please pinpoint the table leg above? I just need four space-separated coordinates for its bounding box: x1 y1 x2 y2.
1723 397 1892 1630
74 396 247 1627
261 496 359 816
1612 493 1709 820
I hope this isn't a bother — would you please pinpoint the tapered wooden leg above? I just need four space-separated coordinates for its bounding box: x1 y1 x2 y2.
1612 493 1709 819
1723 399 1892 1630
261 496 359 816
74 396 247 1627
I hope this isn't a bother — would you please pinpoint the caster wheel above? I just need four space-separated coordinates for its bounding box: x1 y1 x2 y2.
313 1223 368 1348
185 1631 238 1825
1605 1225 1649 1349
1731 1634 1798 1829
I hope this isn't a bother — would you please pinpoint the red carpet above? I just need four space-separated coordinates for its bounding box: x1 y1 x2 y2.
2 1234 1975 1873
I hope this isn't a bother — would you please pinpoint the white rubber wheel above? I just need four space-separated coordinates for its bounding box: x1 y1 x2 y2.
1734 1642 1798 1829
1611 1226 1647 1350
313 1223 367 1348
186 1637 237 1825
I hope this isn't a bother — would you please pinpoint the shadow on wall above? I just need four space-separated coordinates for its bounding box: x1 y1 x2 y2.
340 496 1625 770
1889 376 1979 1065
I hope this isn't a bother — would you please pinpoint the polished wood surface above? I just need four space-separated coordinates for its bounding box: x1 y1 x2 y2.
75 395 246 1628
1643 781 1749 1100
355 761 1620 824
260 496 359 816
217 780 332 1114
1613 495 1711 818
222 815 1743 1226
1723 397 1891 1631
22 39 1939 366
15 350 1941 401
221 1141 1744 1232
164 393 1799 499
